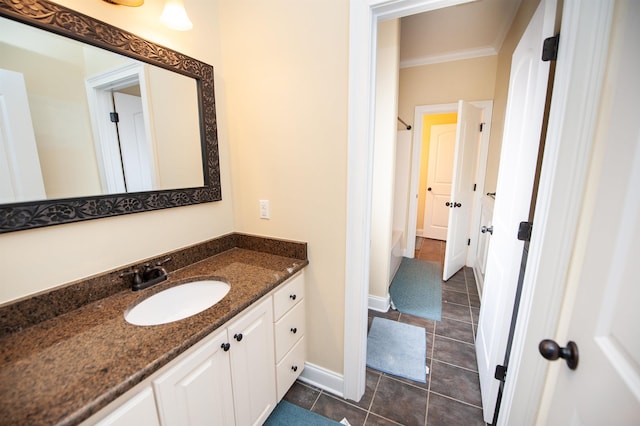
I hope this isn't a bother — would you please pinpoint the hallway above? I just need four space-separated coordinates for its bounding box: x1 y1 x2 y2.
283 239 485 425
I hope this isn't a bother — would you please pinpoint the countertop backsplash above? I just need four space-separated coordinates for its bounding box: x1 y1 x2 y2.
0 233 307 336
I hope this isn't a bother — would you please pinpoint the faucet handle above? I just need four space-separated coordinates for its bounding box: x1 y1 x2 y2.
155 257 172 267
119 268 143 285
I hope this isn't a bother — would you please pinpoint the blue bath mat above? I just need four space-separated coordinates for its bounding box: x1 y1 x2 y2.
389 258 442 321
264 400 341 425
366 317 427 383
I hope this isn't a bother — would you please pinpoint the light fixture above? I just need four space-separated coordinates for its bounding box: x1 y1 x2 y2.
102 0 144 6
160 0 193 31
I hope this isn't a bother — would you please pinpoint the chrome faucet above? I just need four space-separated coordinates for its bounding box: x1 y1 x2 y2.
120 257 171 291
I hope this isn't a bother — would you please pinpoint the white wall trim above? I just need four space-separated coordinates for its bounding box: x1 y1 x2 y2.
344 0 476 403
498 1 615 424
298 362 344 398
400 46 497 69
368 294 391 312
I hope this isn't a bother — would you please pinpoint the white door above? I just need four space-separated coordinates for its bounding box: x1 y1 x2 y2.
442 101 482 280
423 123 455 241
475 0 556 422
112 92 155 192
0 69 46 203
543 1 640 421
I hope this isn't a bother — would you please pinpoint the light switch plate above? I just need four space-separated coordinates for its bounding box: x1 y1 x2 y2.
259 200 270 219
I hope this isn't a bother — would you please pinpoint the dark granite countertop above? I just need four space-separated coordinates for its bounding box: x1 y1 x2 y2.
0 236 307 425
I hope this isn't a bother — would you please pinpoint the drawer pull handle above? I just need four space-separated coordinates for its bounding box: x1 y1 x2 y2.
290 294 297 301
290 327 297 334
221 343 230 352
291 365 298 372
234 333 243 342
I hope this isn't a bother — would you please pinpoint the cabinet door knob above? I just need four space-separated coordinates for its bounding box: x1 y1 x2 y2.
291 365 298 372
290 294 297 301
290 327 297 334
234 333 243 342
221 343 230 352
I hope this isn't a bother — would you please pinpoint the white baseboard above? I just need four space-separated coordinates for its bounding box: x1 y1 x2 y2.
367 294 390 312
298 362 344 398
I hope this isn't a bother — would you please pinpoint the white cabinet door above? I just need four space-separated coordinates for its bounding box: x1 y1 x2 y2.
227 297 276 426
153 329 236 426
94 387 159 426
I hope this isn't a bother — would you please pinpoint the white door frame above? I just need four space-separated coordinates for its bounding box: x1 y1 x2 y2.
344 3 614 424
405 101 492 265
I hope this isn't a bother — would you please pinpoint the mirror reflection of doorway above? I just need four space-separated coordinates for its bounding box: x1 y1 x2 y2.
111 89 154 192
85 62 158 195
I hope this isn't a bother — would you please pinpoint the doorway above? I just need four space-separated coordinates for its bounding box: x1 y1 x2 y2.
345 1 614 423
420 117 457 241
406 101 493 282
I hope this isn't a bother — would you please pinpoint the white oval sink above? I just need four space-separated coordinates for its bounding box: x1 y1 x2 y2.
125 280 230 326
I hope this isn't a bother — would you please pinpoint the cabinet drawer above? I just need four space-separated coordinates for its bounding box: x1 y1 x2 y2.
273 272 304 321
276 336 306 401
274 301 305 362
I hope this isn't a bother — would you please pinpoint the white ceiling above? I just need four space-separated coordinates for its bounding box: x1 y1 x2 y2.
400 0 523 68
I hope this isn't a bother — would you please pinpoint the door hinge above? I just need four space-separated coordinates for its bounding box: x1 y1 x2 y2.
517 221 533 242
467 238 471 246
542 34 560 61
495 365 507 382
110 112 120 123
479 122 485 132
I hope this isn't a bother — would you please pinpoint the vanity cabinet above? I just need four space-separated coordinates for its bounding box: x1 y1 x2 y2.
154 297 275 426
272 272 306 400
86 272 305 426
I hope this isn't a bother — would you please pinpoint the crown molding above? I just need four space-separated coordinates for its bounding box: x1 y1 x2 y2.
400 45 497 68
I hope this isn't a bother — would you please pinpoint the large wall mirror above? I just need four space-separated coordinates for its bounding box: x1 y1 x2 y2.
0 0 221 234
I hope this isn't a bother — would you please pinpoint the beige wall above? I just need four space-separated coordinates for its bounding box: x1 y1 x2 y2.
218 0 350 374
0 0 235 303
370 19 401 300
0 40 101 199
147 66 203 189
398 55 498 125
485 0 542 192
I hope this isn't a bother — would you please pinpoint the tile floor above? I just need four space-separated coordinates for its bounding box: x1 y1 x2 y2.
282 238 486 425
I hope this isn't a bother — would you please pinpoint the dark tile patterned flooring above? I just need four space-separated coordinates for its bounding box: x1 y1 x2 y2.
283 238 485 425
